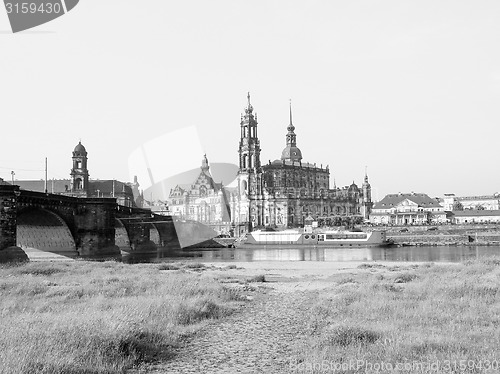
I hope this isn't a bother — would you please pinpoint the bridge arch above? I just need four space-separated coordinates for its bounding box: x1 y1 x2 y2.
115 218 159 253
150 223 161 246
16 208 77 257
115 218 132 252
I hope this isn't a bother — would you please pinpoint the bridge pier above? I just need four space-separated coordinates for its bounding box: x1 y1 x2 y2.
74 199 120 257
116 218 158 253
0 186 28 262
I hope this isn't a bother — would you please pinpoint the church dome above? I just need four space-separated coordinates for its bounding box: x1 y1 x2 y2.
74 141 87 155
281 146 302 162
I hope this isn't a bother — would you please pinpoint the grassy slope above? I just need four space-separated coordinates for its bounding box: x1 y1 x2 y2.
0 261 242 374
294 258 500 373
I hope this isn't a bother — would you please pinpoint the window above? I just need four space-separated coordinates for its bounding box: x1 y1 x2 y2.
75 178 82 189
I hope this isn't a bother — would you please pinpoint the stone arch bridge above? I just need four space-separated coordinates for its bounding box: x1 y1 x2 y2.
0 185 213 262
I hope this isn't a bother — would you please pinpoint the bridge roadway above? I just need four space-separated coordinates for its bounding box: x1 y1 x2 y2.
0 185 212 262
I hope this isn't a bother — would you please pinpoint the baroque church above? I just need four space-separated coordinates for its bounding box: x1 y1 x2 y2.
228 93 372 233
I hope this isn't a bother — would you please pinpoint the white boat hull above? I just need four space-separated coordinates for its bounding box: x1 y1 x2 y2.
239 230 392 247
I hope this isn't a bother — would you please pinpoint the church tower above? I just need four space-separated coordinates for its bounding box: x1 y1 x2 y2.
281 100 302 163
238 92 261 177
70 141 89 196
236 93 264 230
362 168 373 219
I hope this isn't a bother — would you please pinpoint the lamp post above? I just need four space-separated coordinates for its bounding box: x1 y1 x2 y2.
10 171 15 185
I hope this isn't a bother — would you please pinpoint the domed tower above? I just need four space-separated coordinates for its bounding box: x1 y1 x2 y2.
70 141 89 196
362 168 373 219
348 181 358 200
281 100 302 163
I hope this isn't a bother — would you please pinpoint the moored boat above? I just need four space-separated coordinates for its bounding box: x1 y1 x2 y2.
238 229 393 247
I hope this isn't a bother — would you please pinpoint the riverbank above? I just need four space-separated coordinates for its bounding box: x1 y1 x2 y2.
134 257 500 373
2 258 500 373
384 224 500 246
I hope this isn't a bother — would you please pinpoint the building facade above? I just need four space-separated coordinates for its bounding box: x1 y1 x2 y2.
229 94 372 232
370 193 446 225
449 210 500 224
441 193 500 211
11 142 141 208
167 155 232 234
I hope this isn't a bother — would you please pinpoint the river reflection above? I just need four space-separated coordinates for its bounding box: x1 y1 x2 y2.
122 245 500 264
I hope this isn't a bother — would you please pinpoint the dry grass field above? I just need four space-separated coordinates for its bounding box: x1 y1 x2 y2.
2 257 500 373
0 261 243 374
291 258 500 373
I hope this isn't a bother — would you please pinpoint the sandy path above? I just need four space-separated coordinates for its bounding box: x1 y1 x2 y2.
130 260 432 373
16 253 450 374
146 288 315 373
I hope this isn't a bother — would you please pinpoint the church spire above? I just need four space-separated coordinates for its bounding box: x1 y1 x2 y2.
201 154 210 172
246 92 253 113
362 166 372 215
287 99 295 135
281 98 302 162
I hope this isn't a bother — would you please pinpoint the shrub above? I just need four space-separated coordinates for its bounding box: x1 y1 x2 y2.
17 263 68 276
357 263 386 269
184 263 206 269
174 298 228 325
337 277 356 285
157 264 179 271
394 273 418 283
324 325 381 347
247 274 266 283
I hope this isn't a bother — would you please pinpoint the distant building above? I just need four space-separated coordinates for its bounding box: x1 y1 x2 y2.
449 210 500 224
228 94 371 234
167 154 231 234
10 142 142 208
370 192 446 225
441 193 500 211
148 200 169 215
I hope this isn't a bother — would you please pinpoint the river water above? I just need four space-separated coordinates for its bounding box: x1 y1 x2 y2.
122 245 500 264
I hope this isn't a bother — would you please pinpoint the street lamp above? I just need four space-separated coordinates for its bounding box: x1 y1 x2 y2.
11 171 15 185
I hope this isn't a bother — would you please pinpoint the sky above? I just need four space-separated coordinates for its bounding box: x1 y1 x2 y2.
1 0 500 201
